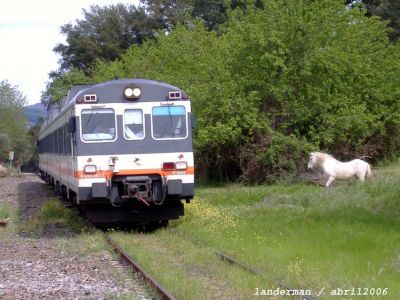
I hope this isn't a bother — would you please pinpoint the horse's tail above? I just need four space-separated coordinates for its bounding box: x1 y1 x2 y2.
359 155 372 161
366 163 372 179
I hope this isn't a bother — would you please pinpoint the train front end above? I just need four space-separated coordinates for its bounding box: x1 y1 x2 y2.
71 80 194 224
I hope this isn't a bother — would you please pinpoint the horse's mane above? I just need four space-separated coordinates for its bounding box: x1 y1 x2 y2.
314 151 336 162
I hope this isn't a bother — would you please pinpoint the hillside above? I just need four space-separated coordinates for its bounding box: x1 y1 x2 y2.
24 103 47 125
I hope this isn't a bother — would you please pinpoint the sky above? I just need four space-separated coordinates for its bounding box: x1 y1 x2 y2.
0 0 139 106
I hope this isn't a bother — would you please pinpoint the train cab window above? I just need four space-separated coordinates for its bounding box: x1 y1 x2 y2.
152 106 187 139
123 109 144 140
81 108 116 142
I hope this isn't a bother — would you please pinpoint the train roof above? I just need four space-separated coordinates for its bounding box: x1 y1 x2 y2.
40 79 189 134
59 79 188 112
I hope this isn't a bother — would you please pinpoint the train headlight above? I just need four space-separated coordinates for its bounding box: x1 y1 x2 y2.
124 87 141 99
162 161 188 171
84 165 97 174
175 161 188 170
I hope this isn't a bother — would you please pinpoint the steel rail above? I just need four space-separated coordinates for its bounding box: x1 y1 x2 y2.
174 230 315 300
214 250 315 300
102 232 176 300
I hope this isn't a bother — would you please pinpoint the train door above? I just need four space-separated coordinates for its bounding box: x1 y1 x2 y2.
68 109 78 190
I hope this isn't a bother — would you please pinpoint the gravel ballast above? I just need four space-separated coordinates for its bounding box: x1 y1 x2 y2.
0 174 153 299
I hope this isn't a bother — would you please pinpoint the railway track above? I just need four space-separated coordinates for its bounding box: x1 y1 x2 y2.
174 230 316 300
64 196 315 300
55 180 315 299
102 231 176 300
43 178 175 299
98 224 315 300
215 250 316 300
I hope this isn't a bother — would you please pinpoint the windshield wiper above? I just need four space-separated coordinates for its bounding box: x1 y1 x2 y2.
84 107 96 129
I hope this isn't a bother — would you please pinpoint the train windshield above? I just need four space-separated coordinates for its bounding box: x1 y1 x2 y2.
81 108 116 141
152 106 187 139
124 109 145 140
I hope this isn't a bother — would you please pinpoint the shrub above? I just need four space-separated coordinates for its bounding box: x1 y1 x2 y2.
240 132 313 184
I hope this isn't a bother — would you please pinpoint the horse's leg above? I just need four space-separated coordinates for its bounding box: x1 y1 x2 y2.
356 168 366 181
326 176 335 188
359 173 366 181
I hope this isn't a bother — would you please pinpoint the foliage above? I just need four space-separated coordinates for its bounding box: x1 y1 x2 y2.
142 0 264 32
90 21 265 180
0 203 17 221
222 0 400 164
44 0 262 106
25 122 43 170
21 199 85 234
347 0 400 41
51 0 263 76
52 0 236 76
0 133 11 161
47 0 400 182
0 80 30 164
53 4 159 73
142 0 196 31
192 0 228 30
42 68 92 104
240 132 314 184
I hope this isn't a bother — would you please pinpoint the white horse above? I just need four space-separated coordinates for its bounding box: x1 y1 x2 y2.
307 152 372 188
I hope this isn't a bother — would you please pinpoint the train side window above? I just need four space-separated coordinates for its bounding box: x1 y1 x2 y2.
152 106 187 140
51 133 54 153
81 108 116 142
62 125 66 156
64 124 70 155
46 135 49 153
59 127 63 155
53 132 57 154
123 109 144 140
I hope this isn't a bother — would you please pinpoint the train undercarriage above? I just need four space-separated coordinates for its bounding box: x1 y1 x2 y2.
41 172 188 226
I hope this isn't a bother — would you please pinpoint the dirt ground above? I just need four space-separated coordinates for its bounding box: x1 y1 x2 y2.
0 174 152 299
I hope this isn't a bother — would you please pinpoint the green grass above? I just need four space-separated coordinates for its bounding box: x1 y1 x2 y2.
20 199 88 235
0 202 17 220
110 165 400 299
111 230 269 299
0 202 19 233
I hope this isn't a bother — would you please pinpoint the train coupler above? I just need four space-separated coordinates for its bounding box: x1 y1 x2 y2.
122 176 152 199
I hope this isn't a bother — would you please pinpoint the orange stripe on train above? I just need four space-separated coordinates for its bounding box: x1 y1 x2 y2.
75 167 195 179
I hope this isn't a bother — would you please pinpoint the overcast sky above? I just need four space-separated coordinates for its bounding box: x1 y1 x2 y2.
0 0 139 105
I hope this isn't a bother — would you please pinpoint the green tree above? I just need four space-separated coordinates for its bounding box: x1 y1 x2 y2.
25 121 43 170
49 0 400 182
0 133 11 161
51 0 259 80
347 0 400 41
53 4 159 73
0 80 29 164
41 68 91 105
223 1 400 157
143 0 262 31
142 0 195 31
192 0 228 30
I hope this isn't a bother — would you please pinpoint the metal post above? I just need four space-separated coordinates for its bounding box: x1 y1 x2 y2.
8 151 14 169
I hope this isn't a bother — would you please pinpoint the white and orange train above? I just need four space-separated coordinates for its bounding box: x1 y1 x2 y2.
38 79 195 224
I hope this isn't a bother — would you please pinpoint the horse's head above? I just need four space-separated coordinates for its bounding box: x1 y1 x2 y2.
308 151 328 170
307 152 318 170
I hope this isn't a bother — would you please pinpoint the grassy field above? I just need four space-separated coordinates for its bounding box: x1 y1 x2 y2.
110 165 400 299
3 167 398 299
